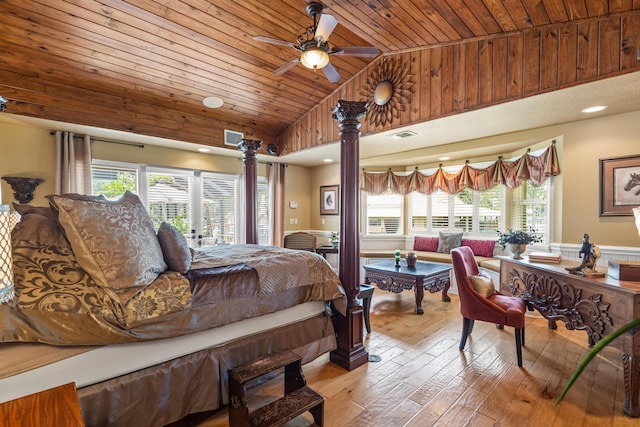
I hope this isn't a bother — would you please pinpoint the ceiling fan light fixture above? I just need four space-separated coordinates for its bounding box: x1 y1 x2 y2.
300 46 330 70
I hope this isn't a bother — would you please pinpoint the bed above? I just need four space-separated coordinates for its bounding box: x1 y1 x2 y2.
0 190 346 426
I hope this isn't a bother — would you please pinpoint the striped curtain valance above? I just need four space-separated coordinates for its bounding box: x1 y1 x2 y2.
360 142 560 195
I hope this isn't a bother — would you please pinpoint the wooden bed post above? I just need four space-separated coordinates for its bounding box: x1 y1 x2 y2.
330 100 369 371
238 139 262 244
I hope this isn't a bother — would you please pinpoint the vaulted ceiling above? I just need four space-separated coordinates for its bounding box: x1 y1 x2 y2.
1 1 639 163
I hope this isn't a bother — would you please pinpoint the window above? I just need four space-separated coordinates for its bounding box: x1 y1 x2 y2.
409 187 503 235
257 177 270 245
147 169 193 234
91 161 259 246
477 186 502 233
201 172 240 245
365 193 403 234
511 181 549 245
92 165 138 198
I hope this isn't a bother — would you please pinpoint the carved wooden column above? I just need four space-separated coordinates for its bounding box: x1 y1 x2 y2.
238 139 262 244
329 100 369 371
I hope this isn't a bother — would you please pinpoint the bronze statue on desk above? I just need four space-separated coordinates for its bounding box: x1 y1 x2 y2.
566 233 605 277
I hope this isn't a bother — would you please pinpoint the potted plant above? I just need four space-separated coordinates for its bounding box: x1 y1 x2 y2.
329 231 339 248
497 228 542 259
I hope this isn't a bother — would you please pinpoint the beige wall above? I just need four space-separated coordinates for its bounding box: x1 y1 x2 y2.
311 110 640 248
1 122 56 206
309 163 341 233
92 141 245 175
283 164 311 231
3 110 640 248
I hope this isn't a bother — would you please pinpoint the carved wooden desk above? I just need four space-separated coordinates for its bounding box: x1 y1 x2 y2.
499 257 640 417
363 260 451 315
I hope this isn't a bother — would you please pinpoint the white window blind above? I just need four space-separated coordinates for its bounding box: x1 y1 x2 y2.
477 186 502 233
409 188 504 235
146 169 193 235
511 181 548 245
257 176 270 245
202 172 240 245
365 193 403 234
453 188 474 232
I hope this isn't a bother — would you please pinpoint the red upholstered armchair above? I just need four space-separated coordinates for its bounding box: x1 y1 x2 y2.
451 246 527 367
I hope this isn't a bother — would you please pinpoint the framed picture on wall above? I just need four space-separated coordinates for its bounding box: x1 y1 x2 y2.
600 154 640 216
320 185 339 215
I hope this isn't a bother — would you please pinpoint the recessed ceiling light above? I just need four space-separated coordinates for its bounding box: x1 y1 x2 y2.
198 148 211 153
581 105 607 113
438 156 450 161
323 158 333 163
203 96 223 108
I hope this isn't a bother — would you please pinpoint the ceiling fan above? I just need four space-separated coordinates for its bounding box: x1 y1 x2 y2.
253 2 379 83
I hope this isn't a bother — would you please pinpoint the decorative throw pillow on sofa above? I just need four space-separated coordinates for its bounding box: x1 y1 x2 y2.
462 239 496 258
48 191 167 291
157 221 192 274
436 231 463 254
413 236 439 252
468 270 496 298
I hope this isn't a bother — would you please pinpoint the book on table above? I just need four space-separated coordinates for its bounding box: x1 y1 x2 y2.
528 251 562 263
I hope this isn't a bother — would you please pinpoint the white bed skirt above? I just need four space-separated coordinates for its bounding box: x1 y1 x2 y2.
0 301 328 404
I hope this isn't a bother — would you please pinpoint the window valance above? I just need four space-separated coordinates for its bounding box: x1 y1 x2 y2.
361 143 560 195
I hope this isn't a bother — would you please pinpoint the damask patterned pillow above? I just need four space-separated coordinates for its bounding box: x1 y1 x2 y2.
49 191 167 291
436 231 463 254
157 221 192 274
11 239 115 318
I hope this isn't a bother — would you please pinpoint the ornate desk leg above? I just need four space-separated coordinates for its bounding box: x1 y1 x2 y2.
623 353 640 417
414 278 424 315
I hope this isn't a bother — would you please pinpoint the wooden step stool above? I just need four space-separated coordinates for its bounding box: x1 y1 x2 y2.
228 351 324 427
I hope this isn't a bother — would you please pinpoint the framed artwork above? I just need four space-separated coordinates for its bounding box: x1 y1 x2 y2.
599 154 640 216
320 185 339 215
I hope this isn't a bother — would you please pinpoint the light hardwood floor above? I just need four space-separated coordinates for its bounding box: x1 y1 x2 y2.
173 289 636 427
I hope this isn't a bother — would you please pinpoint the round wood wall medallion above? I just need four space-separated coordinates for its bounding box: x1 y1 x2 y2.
362 57 413 127
373 81 393 106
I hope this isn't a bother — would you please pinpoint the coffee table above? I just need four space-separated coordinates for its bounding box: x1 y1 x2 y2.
363 260 451 314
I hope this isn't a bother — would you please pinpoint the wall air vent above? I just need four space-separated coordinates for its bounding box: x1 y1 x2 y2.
224 129 244 146
388 130 417 140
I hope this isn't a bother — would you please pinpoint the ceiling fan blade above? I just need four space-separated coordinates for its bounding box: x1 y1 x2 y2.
253 36 295 48
332 46 380 57
273 58 300 76
322 62 341 83
314 14 339 43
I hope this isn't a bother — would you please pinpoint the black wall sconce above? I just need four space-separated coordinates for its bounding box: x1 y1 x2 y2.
1 177 45 204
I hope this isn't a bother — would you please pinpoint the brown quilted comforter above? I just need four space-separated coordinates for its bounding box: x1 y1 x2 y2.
0 244 345 345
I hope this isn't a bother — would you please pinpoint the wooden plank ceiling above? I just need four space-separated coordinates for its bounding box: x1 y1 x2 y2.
1 0 638 156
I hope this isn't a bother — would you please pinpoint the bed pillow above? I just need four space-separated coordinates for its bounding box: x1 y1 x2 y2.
11 204 69 247
413 236 439 252
436 232 463 254
157 222 192 274
48 191 167 291
469 270 496 298
462 239 496 258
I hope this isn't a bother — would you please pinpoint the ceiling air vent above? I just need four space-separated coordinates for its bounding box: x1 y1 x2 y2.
224 129 244 146
388 130 417 140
